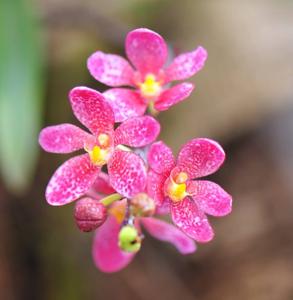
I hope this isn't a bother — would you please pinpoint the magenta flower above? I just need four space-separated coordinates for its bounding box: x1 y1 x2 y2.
87 158 196 273
39 86 160 206
38 26 234 274
93 200 196 273
147 139 232 243
87 28 207 121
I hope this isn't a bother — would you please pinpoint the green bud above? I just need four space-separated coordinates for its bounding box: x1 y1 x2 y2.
118 225 141 253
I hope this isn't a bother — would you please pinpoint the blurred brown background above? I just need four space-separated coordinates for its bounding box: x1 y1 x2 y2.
1 0 293 299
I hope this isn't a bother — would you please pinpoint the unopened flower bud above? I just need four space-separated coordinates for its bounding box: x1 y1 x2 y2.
74 197 107 232
118 225 141 253
130 193 156 217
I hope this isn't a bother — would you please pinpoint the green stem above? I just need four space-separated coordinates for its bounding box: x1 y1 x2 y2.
148 101 159 117
100 193 123 206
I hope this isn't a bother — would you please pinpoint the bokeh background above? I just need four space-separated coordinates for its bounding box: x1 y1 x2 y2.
1 0 293 299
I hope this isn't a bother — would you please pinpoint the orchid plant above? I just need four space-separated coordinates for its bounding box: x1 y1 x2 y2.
39 28 232 273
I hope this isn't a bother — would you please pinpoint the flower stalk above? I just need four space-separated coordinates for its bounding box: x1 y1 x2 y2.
100 193 123 206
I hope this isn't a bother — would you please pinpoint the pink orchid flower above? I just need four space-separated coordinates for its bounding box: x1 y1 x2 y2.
39 86 160 206
93 200 196 273
147 139 232 243
88 157 196 273
87 28 207 121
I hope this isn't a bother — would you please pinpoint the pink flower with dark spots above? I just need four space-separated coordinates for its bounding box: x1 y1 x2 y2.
39 86 160 206
92 200 196 273
147 139 232 243
87 28 207 121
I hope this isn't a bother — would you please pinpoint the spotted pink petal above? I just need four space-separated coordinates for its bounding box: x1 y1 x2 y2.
187 180 232 217
69 87 114 136
108 150 147 198
141 217 196 254
91 172 115 195
39 124 91 153
93 216 135 273
165 46 207 82
126 28 168 75
156 200 170 215
114 116 160 148
45 154 100 206
177 138 225 179
87 51 135 87
147 169 168 207
155 83 194 111
103 88 146 122
171 197 214 243
147 141 175 174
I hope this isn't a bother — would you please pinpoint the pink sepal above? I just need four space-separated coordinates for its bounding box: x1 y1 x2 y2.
187 180 232 217
103 88 146 122
114 116 160 148
87 51 135 87
171 197 214 243
165 46 207 82
108 150 147 198
126 28 168 75
39 124 90 153
45 154 100 206
92 216 135 273
141 217 196 254
69 86 114 136
177 138 225 178
155 83 194 111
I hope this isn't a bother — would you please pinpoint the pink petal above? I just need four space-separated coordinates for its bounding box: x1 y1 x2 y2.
147 169 168 207
187 180 232 217
177 138 225 178
69 87 114 136
141 217 196 254
171 197 214 243
156 200 170 215
126 28 168 75
147 141 175 174
93 216 135 273
165 46 207 82
114 116 160 148
45 154 100 206
103 88 146 122
91 172 115 195
108 150 147 198
87 51 134 87
39 124 91 153
155 82 194 111
85 190 102 200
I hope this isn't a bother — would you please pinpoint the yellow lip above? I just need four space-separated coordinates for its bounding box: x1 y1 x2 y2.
139 74 162 99
166 172 189 202
86 145 109 166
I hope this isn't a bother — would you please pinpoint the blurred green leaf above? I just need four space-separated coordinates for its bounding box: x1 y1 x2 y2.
0 0 45 194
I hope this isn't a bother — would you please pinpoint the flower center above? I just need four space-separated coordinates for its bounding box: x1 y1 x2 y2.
87 145 109 166
165 172 189 202
97 133 110 148
85 133 111 166
139 74 161 99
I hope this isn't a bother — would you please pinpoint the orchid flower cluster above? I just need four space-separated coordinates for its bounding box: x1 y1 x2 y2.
39 28 232 273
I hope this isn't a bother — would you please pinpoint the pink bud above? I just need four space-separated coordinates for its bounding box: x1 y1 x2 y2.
74 197 107 232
